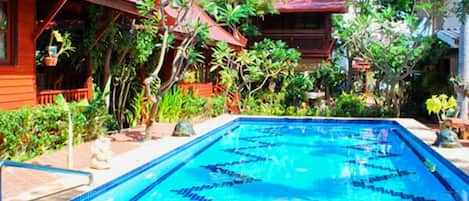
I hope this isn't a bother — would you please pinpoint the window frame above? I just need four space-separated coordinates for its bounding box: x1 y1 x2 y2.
0 0 17 65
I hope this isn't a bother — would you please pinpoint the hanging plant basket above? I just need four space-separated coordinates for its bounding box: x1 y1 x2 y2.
44 56 58 67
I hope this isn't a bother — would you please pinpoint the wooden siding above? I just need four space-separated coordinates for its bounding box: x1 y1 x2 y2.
258 13 334 63
0 0 37 110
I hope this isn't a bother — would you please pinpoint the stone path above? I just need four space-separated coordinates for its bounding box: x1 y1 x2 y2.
4 123 176 200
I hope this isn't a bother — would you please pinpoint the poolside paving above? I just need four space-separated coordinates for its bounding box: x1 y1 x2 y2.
3 115 469 201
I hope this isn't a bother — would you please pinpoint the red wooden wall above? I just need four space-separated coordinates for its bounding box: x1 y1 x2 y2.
0 0 37 110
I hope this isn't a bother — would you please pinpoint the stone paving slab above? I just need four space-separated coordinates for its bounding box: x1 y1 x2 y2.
395 118 469 173
4 115 468 201
4 122 177 200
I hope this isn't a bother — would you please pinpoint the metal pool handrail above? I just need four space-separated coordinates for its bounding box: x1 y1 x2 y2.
0 160 93 201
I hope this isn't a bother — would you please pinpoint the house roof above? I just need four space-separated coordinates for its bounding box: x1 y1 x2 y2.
163 3 246 48
435 0 460 49
275 0 347 13
85 0 246 48
437 30 459 48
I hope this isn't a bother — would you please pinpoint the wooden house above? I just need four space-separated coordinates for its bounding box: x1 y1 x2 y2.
0 0 245 110
256 0 347 67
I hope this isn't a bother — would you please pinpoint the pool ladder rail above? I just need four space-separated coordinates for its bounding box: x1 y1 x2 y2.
0 160 93 201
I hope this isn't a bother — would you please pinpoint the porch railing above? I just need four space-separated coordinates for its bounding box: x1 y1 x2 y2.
38 88 90 105
178 83 214 98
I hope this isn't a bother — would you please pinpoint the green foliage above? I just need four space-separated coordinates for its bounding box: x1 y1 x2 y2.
182 70 197 84
137 0 156 16
134 19 158 64
335 2 434 116
211 39 301 101
425 94 458 121
200 0 277 36
157 86 212 123
284 74 313 108
311 60 345 96
181 91 208 119
208 95 226 117
334 93 366 117
210 42 238 92
127 88 150 127
158 87 185 123
0 98 109 161
404 40 452 116
48 30 76 58
454 0 469 22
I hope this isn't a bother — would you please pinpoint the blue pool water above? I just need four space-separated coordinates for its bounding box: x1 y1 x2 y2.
74 118 469 201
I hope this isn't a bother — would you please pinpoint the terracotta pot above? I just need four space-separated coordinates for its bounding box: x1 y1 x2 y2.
44 56 58 66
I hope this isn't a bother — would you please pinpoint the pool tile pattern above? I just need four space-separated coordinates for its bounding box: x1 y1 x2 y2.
162 127 458 201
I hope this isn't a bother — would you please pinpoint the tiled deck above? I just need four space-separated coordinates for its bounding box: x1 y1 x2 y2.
4 116 469 201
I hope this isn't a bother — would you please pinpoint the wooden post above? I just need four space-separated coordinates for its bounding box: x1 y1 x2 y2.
86 55 93 100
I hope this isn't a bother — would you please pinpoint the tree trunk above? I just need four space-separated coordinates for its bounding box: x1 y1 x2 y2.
387 80 397 115
103 45 113 90
346 49 353 92
458 15 469 120
394 81 401 118
143 30 170 141
144 94 161 141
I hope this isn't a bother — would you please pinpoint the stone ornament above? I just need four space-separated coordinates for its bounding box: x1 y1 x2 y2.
90 137 113 169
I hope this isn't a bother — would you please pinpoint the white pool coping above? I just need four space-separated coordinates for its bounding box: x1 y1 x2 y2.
7 115 469 201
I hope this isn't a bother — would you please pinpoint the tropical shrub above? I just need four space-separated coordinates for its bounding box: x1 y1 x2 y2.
0 98 109 161
181 91 208 119
208 95 226 117
361 105 389 118
334 93 367 117
157 86 219 122
157 87 184 123
127 88 150 128
311 60 345 97
284 73 313 108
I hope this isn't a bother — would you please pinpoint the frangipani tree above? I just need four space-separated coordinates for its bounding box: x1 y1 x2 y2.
200 0 277 36
210 39 301 111
136 0 209 140
338 5 433 116
136 0 275 140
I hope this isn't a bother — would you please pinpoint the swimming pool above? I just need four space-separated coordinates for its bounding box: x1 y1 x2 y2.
74 118 469 201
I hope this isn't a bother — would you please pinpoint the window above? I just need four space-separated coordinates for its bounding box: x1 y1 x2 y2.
0 0 15 64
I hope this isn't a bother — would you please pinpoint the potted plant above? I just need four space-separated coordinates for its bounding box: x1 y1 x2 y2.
425 94 461 148
425 94 458 127
44 30 76 67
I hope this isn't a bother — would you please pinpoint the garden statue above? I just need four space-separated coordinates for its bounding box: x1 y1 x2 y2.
90 137 113 169
172 120 196 137
434 125 462 148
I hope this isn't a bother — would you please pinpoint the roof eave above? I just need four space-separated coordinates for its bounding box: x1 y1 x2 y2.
437 31 459 49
